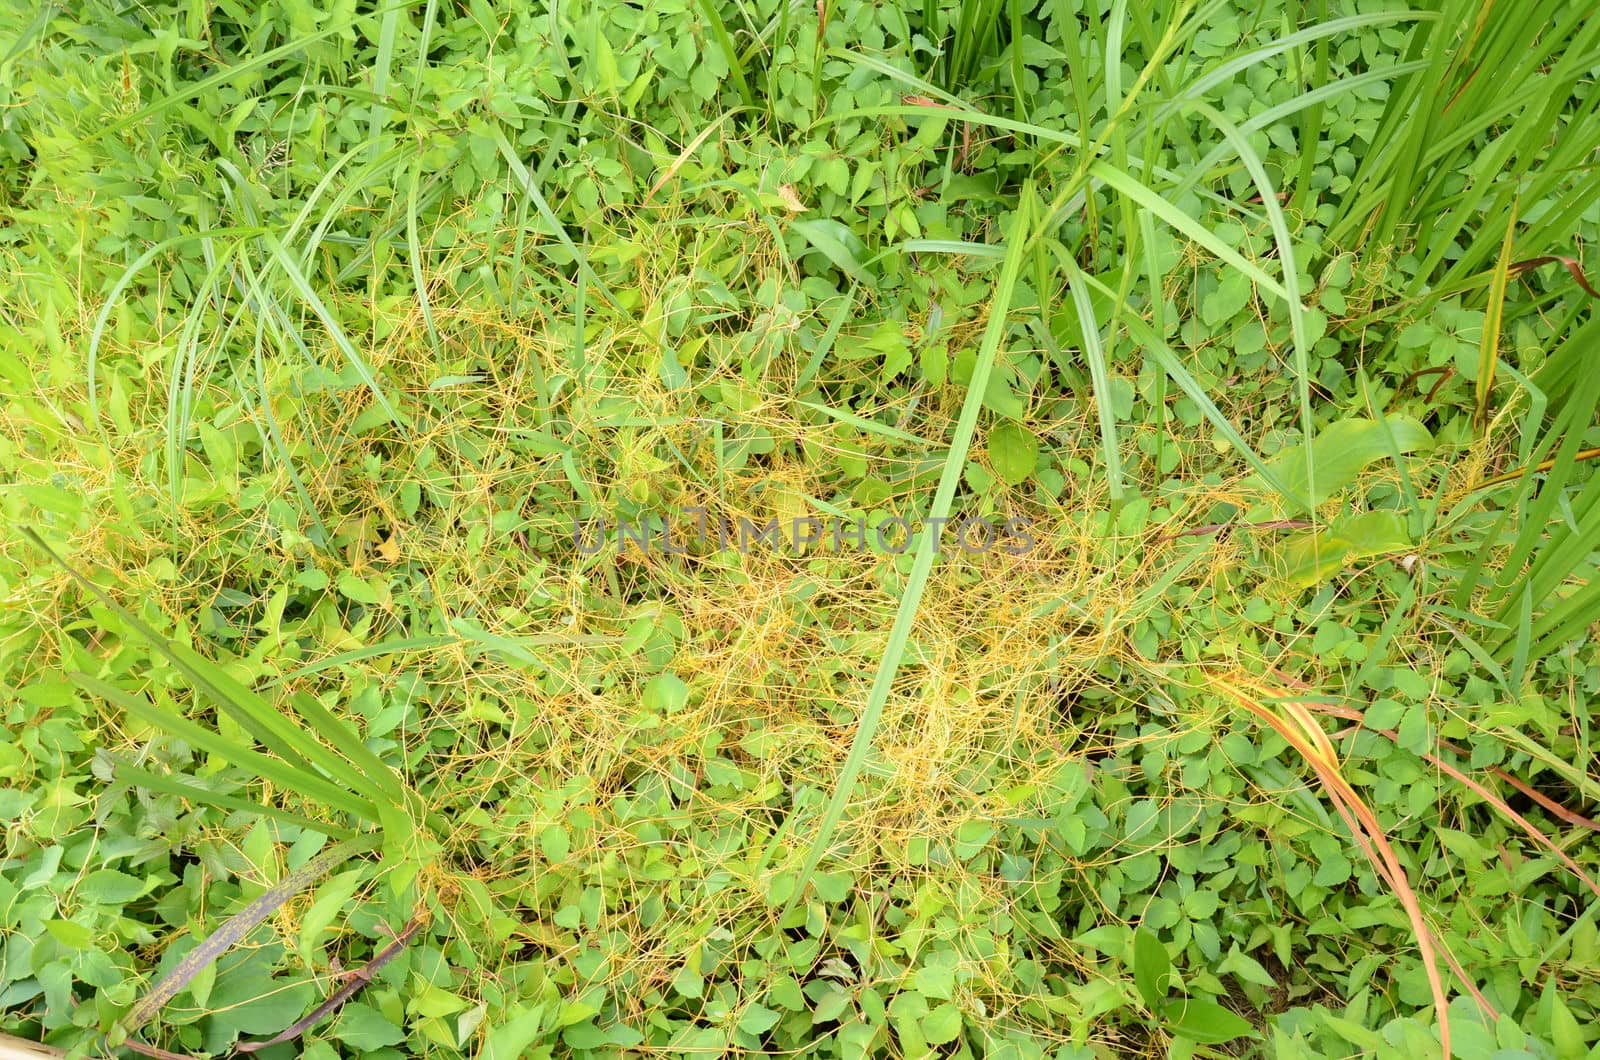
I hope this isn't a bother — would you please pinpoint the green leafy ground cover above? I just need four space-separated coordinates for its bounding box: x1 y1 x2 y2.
1 0 1599 1057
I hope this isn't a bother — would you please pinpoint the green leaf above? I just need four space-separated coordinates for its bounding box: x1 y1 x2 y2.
981 368 1030 420
78 675 376 823
540 824 572 862
1542 977 1586 1060
1253 416 1433 513
1276 511 1412 588
483 1002 547 1060
333 1002 407 1050
1159 997 1255 1044
337 571 382 605
206 963 316 1036
738 1003 782 1036
921 1002 963 1045
790 219 872 287
1216 946 1278 990
45 920 95 948
76 869 152 905
642 673 690 714
1133 927 1173 1008
987 422 1039 486
122 838 370 1033
1202 272 1253 327
297 867 365 963
784 191 1035 914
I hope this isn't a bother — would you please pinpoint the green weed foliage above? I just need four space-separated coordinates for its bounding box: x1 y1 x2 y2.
1 0 1598 1057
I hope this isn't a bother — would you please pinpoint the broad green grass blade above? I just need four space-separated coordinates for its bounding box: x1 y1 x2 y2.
785 187 1035 912
76 675 378 822
24 528 397 813
287 691 405 803
1060 254 1124 502
796 399 940 448
492 128 619 310
1107 272 1310 510
277 636 458 682
693 0 756 107
1475 204 1518 434
75 7 408 146
110 758 360 839
1180 102 1316 515
85 228 263 430
367 3 401 164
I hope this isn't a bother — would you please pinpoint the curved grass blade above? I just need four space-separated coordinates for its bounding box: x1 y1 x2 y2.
784 188 1035 912
1148 10 1434 121
257 232 406 427
1177 103 1318 515
1508 254 1600 299
491 127 618 310
23 529 396 818
1210 672 1480 1058
1060 254 1124 502
1090 271 1310 510
85 228 264 430
406 160 440 353
275 635 459 683
1475 204 1518 434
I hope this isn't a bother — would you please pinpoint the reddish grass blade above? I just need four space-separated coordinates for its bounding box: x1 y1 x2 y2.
1510 254 1600 298
1210 670 1500 1060
235 914 429 1054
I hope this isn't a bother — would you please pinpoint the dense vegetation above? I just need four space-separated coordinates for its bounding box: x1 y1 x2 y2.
2 0 1598 1057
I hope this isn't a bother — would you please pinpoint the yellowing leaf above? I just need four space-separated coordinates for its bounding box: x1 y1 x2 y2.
777 183 807 213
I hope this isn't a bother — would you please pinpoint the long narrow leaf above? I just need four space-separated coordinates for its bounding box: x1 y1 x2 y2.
785 189 1036 911
78 675 378 822
109 758 359 839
